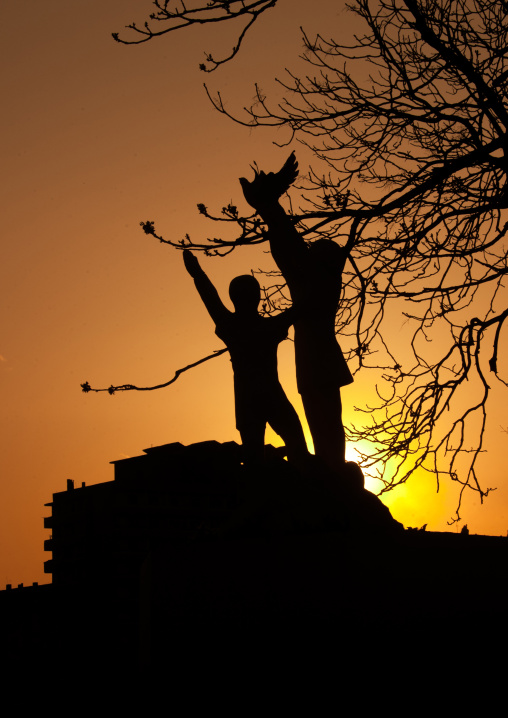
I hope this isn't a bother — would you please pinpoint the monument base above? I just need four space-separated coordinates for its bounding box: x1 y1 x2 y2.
2 440 506 685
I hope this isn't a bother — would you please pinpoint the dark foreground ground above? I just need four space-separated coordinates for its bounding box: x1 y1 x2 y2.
2 529 507 680
2 442 506 697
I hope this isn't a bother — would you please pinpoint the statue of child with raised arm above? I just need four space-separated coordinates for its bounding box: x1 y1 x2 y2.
183 249 308 467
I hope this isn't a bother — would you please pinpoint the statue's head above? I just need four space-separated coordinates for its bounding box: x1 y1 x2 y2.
310 238 344 265
229 275 261 313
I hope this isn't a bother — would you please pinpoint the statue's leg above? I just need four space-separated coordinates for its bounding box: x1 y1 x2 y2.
301 386 345 471
267 387 309 465
238 419 266 466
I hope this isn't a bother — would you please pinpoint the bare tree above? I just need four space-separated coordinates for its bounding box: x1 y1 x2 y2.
111 0 508 520
112 0 278 71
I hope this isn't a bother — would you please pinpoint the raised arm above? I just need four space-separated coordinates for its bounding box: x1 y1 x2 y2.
239 152 307 277
183 250 228 326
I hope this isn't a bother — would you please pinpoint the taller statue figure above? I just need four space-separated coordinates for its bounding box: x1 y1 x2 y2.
240 152 353 471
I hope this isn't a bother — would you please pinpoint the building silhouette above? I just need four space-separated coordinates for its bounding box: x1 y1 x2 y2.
44 440 244 587
2 440 508 680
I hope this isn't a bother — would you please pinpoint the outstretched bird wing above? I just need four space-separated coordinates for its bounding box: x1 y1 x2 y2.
269 151 299 198
239 151 299 209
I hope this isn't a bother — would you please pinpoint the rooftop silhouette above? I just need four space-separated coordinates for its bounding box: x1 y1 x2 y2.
2 439 508 683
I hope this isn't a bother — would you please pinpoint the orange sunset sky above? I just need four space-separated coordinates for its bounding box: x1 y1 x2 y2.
2 0 508 587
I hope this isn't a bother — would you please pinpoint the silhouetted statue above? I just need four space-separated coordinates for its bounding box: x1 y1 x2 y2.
183 250 308 466
240 153 353 471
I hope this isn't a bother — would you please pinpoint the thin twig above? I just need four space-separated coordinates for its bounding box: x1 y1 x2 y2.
81 348 228 395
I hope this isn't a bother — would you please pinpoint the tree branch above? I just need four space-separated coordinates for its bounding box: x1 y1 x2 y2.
81 348 228 395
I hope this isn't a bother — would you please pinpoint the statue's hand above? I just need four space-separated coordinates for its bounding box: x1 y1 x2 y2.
239 151 299 211
183 248 200 277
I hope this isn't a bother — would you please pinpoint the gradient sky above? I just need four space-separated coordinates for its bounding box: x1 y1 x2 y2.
2 0 508 587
